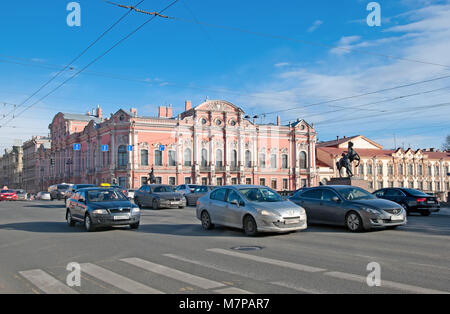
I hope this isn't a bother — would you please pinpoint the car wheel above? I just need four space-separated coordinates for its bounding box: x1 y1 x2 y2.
420 211 431 216
152 200 159 210
346 212 364 232
201 211 214 230
130 222 140 229
243 215 258 236
66 210 76 227
84 214 95 232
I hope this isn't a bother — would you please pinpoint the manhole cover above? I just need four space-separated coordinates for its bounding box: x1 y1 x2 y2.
231 246 264 251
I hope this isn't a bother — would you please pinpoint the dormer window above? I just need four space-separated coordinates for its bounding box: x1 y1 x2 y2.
230 120 236 126
119 115 125 121
216 119 222 126
201 118 207 125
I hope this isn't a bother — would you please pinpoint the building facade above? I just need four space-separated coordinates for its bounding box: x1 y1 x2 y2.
22 136 51 193
316 135 450 201
0 146 23 189
44 100 318 190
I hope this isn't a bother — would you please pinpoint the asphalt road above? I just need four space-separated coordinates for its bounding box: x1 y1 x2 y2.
0 200 449 294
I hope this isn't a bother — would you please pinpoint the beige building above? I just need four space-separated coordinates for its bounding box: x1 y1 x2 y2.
316 135 450 201
0 146 23 189
22 136 51 193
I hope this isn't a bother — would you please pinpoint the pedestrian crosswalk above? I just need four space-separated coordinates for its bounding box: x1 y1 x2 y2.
18 248 450 294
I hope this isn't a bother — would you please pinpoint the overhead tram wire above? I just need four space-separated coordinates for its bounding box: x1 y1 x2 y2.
0 0 147 122
0 0 180 128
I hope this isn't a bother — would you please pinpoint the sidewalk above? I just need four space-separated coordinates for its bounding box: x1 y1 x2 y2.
437 205 450 216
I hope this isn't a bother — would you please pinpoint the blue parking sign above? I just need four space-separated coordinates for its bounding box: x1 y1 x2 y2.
102 144 109 152
159 145 165 151
127 145 133 152
73 143 81 151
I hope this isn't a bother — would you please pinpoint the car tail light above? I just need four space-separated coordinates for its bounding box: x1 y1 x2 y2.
416 198 426 202
196 200 200 206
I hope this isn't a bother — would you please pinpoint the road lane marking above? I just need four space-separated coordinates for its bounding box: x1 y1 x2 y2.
214 287 252 294
207 248 327 273
121 257 225 289
271 281 323 294
80 263 163 294
19 269 78 294
324 271 449 294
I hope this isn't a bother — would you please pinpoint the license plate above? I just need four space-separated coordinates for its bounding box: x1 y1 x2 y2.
170 201 178 205
391 215 403 221
113 215 129 220
427 201 435 204
285 219 300 225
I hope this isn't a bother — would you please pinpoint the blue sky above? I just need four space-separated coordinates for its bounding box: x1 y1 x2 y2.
1 0 449 151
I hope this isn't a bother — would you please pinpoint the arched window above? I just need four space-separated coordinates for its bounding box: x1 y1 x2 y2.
216 149 223 168
270 154 277 169
299 151 307 169
184 148 192 167
140 149 148 166
259 153 266 168
245 150 252 168
231 150 237 168
168 150 176 166
154 150 162 166
201 149 208 167
281 154 288 169
118 145 127 167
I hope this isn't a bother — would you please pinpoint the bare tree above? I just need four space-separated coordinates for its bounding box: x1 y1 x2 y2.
444 135 450 151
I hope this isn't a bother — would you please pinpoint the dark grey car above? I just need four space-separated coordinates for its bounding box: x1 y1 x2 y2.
134 184 186 209
185 186 216 206
66 188 140 232
289 185 407 231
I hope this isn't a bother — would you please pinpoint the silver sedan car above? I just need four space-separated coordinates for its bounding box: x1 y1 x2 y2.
196 185 307 235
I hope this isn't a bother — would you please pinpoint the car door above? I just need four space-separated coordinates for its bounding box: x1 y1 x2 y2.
225 189 245 228
70 192 83 220
296 189 322 222
317 188 345 225
208 188 228 225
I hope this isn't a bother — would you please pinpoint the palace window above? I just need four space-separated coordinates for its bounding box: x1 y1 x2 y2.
408 164 413 176
154 150 162 166
259 153 266 168
140 149 149 166
230 150 237 168
201 149 208 167
216 149 223 168
281 154 288 169
270 154 277 169
398 164 403 175
245 150 252 168
168 150 176 166
299 151 307 169
184 148 192 167
117 145 127 167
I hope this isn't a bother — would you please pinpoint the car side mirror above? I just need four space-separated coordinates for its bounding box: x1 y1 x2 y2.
230 200 240 207
332 196 341 203
79 198 86 203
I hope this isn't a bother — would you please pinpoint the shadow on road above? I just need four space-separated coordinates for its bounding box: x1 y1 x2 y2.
0 221 87 233
24 204 65 209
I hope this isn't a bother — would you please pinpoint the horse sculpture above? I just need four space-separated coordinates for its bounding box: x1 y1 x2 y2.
336 142 361 178
147 166 157 184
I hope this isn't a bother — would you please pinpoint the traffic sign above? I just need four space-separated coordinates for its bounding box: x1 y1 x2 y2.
159 145 165 151
102 144 109 152
127 145 133 152
73 143 81 151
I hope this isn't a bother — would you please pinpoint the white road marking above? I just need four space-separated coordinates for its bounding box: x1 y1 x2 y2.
80 263 163 294
121 257 225 289
19 269 78 294
207 248 326 273
324 271 449 294
214 287 252 294
271 281 323 294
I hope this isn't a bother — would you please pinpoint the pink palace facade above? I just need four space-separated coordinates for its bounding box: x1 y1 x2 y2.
45 99 318 190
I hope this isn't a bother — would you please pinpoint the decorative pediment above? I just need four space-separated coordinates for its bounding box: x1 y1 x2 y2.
195 100 244 113
280 148 288 154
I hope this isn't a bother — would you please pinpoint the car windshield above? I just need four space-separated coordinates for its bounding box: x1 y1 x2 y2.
193 186 209 193
239 188 283 202
337 187 376 201
403 188 429 197
57 185 70 190
1 190 14 193
86 189 128 202
153 186 175 193
77 184 95 189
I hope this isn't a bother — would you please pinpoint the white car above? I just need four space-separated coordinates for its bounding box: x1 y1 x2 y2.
175 184 201 196
127 189 136 199
36 191 51 200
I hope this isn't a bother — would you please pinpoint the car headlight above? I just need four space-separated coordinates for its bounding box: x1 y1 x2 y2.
92 209 108 215
361 207 381 215
131 207 140 214
259 209 281 218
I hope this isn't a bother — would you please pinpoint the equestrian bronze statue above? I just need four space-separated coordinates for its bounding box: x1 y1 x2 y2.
147 166 156 184
336 142 361 178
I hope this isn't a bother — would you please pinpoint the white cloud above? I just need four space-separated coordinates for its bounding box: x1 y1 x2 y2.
307 20 323 33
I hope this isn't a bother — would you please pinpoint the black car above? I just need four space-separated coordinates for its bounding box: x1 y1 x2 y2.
66 187 140 231
373 188 440 216
289 185 406 231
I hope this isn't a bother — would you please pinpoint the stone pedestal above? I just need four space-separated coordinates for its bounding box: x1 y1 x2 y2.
327 177 370 191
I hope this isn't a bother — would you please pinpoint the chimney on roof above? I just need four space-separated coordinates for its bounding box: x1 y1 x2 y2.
130 108 137 117
344 136 347 139
96 105 102 119
166 104 173 118
185 100 192 111
277 116 281 126
336 136 339 142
